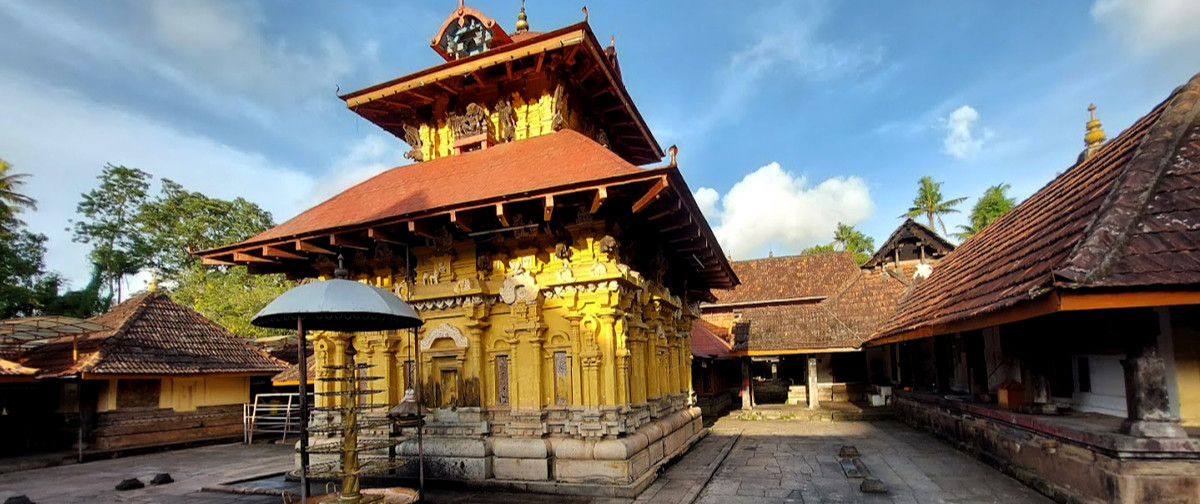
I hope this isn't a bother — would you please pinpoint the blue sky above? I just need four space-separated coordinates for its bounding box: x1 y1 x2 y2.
2 0 1198 287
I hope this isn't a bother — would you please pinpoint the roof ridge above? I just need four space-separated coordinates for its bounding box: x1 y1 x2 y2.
89 293 157 373
1056 72 1200 286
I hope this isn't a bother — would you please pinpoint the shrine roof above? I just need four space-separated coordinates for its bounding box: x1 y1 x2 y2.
709 252 860 306
873 71 1200 344
22 293 285 378
198 130 738 290
861 219 955 269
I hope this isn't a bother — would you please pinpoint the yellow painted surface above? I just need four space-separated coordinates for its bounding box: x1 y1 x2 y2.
1174 317 1200 427
157 376 251 412
97 378 117 412
312 223 697 412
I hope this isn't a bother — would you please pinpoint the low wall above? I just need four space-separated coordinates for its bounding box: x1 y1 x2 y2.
697 389 733 418
92 404 243 450
894 392 1200 504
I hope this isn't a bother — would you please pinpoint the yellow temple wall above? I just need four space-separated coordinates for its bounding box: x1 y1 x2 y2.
309 224 698 419
1172 311 1200 427
158 376 251 412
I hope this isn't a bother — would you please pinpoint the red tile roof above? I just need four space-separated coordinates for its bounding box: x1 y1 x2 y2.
875 71 1200 341
239 130 645 244
711 252 859 305
690 320 733 360
22 293 285 377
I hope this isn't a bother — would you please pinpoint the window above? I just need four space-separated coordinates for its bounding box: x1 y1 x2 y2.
1077 357 1091 393
495 355 509 406
116 379 161 409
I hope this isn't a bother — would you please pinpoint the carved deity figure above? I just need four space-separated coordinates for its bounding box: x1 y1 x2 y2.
495 98 517 142
450 103 490 139
402 124 424 161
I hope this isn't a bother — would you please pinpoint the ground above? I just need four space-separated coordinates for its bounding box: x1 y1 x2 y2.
0 418 1053 504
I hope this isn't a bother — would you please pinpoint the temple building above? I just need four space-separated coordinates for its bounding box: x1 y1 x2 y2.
19 292 284 452
199 2 735 494
699 243 918 411
867 73 1200 504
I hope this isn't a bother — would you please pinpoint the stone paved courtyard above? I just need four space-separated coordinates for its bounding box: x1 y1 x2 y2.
0 418 1053 503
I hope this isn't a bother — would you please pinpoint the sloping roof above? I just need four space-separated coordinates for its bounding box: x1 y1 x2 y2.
711 252 859 305
690 320 733 360
272 359 316 386
875 72 1200 342
861 218 956 268
243 130 642 244
730 271 909 353
22 293 285 378
0 358 37 380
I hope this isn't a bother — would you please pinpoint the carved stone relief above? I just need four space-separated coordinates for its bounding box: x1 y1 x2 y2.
402 124 424 162
420 323 469 350
450 102 490 139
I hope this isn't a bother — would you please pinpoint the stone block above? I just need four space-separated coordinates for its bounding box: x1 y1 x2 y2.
493 456 551 481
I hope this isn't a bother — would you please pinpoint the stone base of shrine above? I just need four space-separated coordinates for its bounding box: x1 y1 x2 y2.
894 391 1200 504
315 406 705 497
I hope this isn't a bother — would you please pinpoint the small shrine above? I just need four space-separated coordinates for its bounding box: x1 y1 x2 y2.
200 1 736 494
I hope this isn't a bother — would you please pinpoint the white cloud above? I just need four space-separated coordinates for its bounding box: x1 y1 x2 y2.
942 105 992 159
0 74 394 288
679 1 883 137
1092 0 1200 53
695 163 873 259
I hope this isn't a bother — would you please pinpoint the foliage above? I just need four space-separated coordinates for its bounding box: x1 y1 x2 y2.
0 230 59 318
170 265 292 337
72 164 152 304
953 184 1017 241
801 222 876 265
40 265 110 318
902 176 967 237
136 179 274 278
0 159 37 232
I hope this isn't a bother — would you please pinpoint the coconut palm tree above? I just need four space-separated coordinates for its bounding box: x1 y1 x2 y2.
0 159 37 228
903 176 966 237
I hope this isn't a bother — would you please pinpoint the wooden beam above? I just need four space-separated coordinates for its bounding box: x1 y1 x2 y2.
592 87 612 99
368 227 403 244
668 232 701 244
408 90 433 103
658 217 692 233
633 177 670 213
329 234 370 250
408 220 435 239
589 187 607 213
647 200 682 221
578 62 599 83
201 256 235 266
601 103 625 114
471 70 487 85
535 52 545 72
543 194 554 221
433 81 458 95
450 210 472 232
295 239 336 255
505 60 513 78
496 203 509 227
564 45 581 64
234 252 276 264
262 245 305 260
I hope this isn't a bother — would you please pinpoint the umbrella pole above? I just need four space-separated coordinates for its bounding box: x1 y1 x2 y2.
297 317 310 502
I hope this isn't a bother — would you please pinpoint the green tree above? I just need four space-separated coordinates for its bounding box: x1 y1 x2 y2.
137 179 274 278
0 159 37 231
40 264 110 318
903 176 967 237
0 229 59 317
72 164 152 304
802 223 876 265
170 265 291 338
953 183 1017 241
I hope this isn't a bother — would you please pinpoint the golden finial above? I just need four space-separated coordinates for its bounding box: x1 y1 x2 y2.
515 0 529 33
668 145 678 166
147 273 159 293
1085 103 1106 148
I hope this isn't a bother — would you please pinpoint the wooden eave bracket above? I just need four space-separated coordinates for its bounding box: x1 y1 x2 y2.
201 256 235 266
295 239 336 255
368 227 403 244
329 234 370 250
543 195 554 221
590 187 608 213
234 252 276 264
450 211 472 232
496 203 510 227
633 177 670 213
408 220 435 239
261 245 304 260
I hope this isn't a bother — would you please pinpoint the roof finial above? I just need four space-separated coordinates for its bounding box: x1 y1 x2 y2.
1080 103 1107 162
582 5 588 22
515 0 529 33
147 273 159 293
668 145 678 167
334 254 349 279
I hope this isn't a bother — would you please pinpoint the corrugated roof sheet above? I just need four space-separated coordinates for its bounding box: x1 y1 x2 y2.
22 293 285 377
876 71 1200 340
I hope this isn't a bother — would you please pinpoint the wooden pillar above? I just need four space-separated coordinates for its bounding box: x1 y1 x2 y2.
740 358 754 410
964 332 989 400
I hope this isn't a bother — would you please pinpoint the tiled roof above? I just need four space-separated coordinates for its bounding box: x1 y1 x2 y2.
861 219 955 269
876 72 1200 340
0 358 37 377
272 359 316 386
690 320 733 360
241 130 644 245
22 293 285 377
731 271 909 352
711 252 859 305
